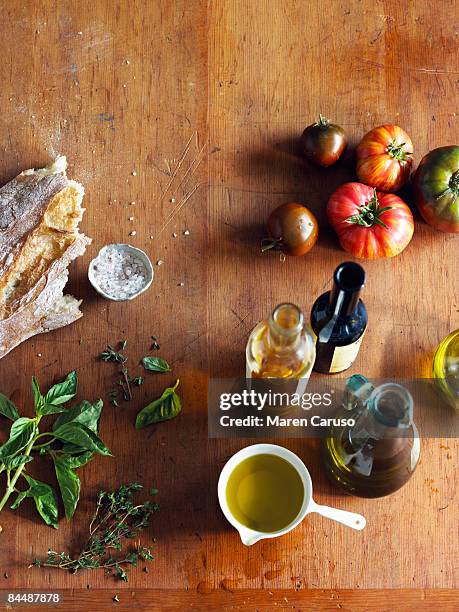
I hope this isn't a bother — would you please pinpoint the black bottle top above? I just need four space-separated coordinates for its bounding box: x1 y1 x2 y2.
327 262 366 318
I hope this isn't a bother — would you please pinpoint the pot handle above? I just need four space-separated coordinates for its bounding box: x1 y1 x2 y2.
309 500 366 530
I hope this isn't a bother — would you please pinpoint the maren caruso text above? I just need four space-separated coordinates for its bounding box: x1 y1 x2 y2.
219 415 355 427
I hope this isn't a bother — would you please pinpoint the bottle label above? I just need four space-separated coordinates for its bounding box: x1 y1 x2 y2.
329 334 365 373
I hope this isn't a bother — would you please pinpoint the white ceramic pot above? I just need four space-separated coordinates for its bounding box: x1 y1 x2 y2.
218 443 366 546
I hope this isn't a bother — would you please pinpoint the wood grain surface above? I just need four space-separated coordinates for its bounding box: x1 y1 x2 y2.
0 0 458 610
1 588 458 612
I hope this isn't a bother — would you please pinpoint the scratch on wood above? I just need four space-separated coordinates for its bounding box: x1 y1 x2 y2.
172 139 207 197
156 182 202 237
355 57 459 75
229 308 251 327
209 184 306 196
160 131 196 198
370 29 383 44
171 331 207 364
81 31 112 51
269 73 281 110
155 137 208 238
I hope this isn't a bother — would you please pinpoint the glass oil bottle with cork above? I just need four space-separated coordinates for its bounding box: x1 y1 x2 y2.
246 303 316 381
433 329 459 411
322 375 420 498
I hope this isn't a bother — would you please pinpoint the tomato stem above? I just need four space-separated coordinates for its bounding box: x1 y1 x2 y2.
345 189 391 229
261 238 283 253
449 170 459 195
436 170 459 199
386 140 412 162
317 114 329 127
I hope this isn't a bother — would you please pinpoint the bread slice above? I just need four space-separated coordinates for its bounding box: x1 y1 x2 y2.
0 156 91 358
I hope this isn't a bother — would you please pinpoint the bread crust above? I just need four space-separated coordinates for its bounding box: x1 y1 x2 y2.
0 157 91 358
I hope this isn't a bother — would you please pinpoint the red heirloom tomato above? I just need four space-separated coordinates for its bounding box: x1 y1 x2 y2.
262 202 318 256
356 125 413 192
413 145 459 233
327 182 414 259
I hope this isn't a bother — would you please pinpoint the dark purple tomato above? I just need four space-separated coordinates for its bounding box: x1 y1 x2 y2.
262 202 318 256
301 115 348 167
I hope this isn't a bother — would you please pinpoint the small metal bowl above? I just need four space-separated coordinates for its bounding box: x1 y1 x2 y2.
88 243 154 301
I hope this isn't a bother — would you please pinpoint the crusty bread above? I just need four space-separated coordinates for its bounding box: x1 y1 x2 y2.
0 156 91 358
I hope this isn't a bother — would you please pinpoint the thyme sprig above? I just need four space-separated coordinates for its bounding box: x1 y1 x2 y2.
33 484 158 581
100 342 128 364
100 342 144 406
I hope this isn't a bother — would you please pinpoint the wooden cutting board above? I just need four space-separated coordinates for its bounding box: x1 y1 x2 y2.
0 1 457 609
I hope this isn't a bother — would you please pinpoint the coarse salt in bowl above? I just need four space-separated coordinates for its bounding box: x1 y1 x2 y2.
88 243 154 301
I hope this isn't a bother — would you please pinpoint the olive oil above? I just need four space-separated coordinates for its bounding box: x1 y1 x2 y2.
246 303 315 379
322 428 419 498
322 378 420 498
226 454 304 532
433 330 459 410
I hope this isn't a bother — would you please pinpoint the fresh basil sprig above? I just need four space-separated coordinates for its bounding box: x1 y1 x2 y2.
0 372 111 528
135 380 181 429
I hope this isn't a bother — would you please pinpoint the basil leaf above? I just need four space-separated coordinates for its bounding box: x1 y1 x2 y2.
44 371 77 407
53 400 102 434
0 417 37 459
56 401 103 454
11 475 58 528
52 454 81 520
141 357 171 373
60 442 88 455
53 422 112 456
49 450 93 518
31 377 44 414
135 380 181 429
62 451 94 469
1 455 33 470
40 404 67 416
0 394 19 421
10 490 29 509
50 447 92 465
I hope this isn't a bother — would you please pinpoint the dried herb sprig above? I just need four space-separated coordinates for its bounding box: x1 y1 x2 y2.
33 484 158 581
100 342 128 364
100 342 144 406
150 336 160 351
115 369 144 403
100 338 171 409
117 366 133 402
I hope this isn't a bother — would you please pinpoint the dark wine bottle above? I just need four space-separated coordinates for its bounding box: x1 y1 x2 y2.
311 262 367 374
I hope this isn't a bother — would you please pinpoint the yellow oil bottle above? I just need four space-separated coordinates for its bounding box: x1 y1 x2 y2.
433 330 459 411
